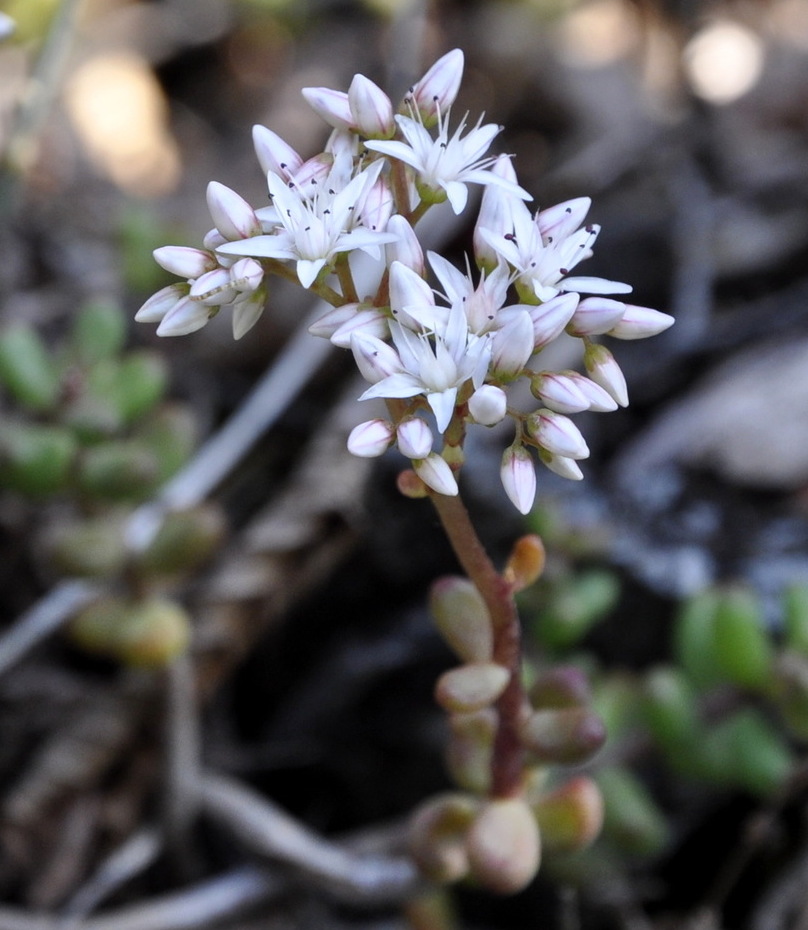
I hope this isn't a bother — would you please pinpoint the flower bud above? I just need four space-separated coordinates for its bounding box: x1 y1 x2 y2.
206 181 261 241
519 707 606 764
527 409 589 460
429 576 493 663
503 534 545 592
500 445 536 515
474 156 520 270
232 287 267 340
466 798 541 895
156 296 213 337
358 174 393 232
331 307 389 348
153 246 216 279
301 86 354 131
528 293 579 348
414 453 458 496
538 450 584 481
350 332 403 383
584 342 628 407
135 284 189 324
530 372 590 414
566 297 626 337
347 419 395 457
435 663 510 714
189 268 238 306
348 73 395 138
397 417 433 460
468 385 507 426
608 304 674 340
533 776 604 854
562 371 617 412
408 793 477 884
409 49 464 126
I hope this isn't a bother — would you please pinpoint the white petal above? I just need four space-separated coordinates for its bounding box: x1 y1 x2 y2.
413 453 459 496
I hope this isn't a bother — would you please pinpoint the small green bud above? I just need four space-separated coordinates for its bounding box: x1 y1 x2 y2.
532 776 604 854
0 323 60 411
0 421 76 496
597 767 669 856
71 302 127 364
532 569 620 649
466 798 541 894
408 793 478 885
429 576 493 663
519 707 606 765
435 663 510 714
713 586 773 691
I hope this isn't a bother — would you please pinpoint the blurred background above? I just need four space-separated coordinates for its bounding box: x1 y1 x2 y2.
2 0 808 928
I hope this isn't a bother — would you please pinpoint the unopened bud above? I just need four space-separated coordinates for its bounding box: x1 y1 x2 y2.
500 445 536 515
348 73 395 138
527 409 589 460
408 49 464 126
584 343 628 407
413 453 458 496
206 182 261 240
347 419 395 457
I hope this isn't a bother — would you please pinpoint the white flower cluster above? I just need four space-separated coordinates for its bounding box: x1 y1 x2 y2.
137 50 673 513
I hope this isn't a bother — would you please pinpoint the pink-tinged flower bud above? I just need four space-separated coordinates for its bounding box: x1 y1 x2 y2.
350 332 403 383
189 268 237 306
537 197 592 242
468 385 507 426
386 217 424 274
153 246 216 279
348 73 395 138
397 417 434 460
409 49 464 126
203 228 228 251
539 450 584 481
229 258 264 295
156 297 212 337
567 297 626 337
584 342 628 407
528 409 589 460
501 445 537 515
466 798 541 895
530 372 590 414
414 453 458 496
529 292 579 348
563 371 617 412
490 310 534 380
135 284 188 323
206 182 261 241
252 125 303 180
331 307 389 348
347 418 395 457
608 304 675 340
301 86 354 131
308 303 362 340
232 288 267 340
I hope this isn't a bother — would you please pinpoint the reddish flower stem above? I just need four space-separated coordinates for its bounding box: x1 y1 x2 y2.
428 490 526 798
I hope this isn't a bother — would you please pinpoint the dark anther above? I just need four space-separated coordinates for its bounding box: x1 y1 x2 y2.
280 162 287 169
547 236 554 243
565 207 572 213
504 233 516 241
559 267 569 275
585 225 594 233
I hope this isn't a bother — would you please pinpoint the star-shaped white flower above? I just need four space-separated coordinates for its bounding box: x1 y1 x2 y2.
217 159 398 288
352 303 490 433
478 196 633 302
365 112 529 215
